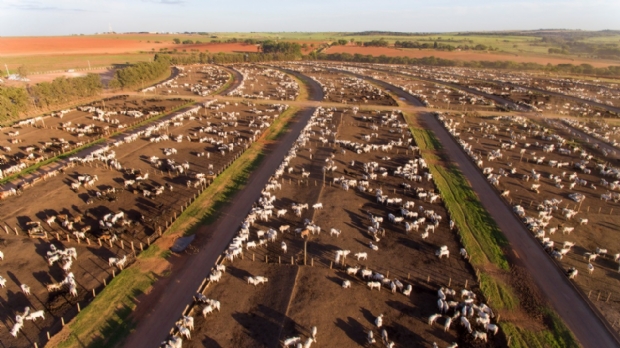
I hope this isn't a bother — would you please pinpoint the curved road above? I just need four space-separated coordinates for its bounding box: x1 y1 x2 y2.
379 79 620 348
123 71 324 348
350 65 525 111
452 74 620 115
218 65 244 96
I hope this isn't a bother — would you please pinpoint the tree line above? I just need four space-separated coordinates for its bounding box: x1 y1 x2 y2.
0 73 102 123
0 86 29 123
108 55 171 89
308 52 620 77
30 73 102 109
395 40 495 51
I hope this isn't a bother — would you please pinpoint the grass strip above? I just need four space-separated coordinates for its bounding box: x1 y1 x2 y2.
407 118 577 347
214 70 234 95
54 266 158 348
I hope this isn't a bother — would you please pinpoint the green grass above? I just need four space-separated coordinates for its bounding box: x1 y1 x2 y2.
168 150 265 237
214 70 234 95
409 124 509 269
479 272 518 310
54 267 157 348
429 163 510 269
266 107 299 141
501 310 579 348
411 128 443 150
407 122 578 348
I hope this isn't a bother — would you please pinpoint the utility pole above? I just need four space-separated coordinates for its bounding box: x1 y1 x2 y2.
4 64 9 76
88 60 91 70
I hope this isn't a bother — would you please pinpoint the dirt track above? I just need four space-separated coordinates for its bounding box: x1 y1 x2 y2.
122 74 325 348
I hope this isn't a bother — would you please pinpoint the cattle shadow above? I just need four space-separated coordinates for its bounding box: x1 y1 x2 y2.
343 208 367 230
334 317 367 346
78 193 92 204
231 304 294 348
6 271 35 306
86 246 117 263
227 266 253 281
385 299 420 318
359 307 378 326
32 270 53 287
326 275 344 287
200 335 223 348
397 236 425 251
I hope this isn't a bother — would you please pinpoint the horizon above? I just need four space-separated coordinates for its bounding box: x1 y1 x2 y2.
4 28 620 38
1 0 619 36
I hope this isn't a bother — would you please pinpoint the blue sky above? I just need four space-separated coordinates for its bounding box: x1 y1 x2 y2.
0 0 618 36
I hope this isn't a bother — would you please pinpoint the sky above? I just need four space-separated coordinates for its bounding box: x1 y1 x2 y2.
0 0 618 36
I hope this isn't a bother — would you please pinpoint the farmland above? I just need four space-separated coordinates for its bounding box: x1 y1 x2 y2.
2 33 620 348
0 84 293 346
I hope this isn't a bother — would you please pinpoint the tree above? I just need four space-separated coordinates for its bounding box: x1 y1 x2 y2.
173 38 181 44
433 41 438 49
17 65 29 77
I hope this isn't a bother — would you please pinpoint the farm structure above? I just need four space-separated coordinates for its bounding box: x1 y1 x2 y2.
226 64 300 101
162 106 499 347
437 112 620 327
276 63 399 106
145 65 231 97
0 98 293 346
0 96 188 183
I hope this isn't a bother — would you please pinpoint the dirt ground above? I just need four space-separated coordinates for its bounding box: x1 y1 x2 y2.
287 66 398 106
0 96 187 186
323 46 620 68
151 65 230 97
227 65 300 101
442 113 620 331
0 100 289 347
180 107 504 347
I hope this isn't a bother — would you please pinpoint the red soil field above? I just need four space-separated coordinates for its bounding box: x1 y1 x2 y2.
324 45 619 68
0 37 260 56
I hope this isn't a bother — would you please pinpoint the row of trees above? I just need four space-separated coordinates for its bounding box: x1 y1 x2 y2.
108 55 171 89
30 73 102 109
260 41 302 56
162 51 301 65
0 86 30 123
0 73 102 123
309 52 620 77
394 41 495 51
362 39 389 47
173 38 204 45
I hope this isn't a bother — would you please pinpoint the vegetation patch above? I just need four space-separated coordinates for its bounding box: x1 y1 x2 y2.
53 268 158 348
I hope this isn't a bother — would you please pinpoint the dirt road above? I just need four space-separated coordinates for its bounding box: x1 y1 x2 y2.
122 74 325 348
377 80 620 347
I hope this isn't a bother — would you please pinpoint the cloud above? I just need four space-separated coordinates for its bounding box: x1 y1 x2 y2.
143 0 186 4
1 0 88 12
